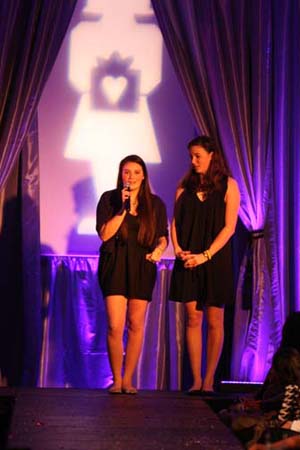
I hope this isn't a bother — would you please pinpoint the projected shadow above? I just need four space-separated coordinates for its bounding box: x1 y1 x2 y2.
67 177 100 254
39 0 195 255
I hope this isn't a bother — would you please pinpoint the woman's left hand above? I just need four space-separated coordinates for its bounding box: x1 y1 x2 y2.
182 253 207 269
146 247 163 264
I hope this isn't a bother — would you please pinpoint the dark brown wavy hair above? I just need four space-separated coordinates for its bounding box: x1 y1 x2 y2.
179 135 231 196
116 155 156 247
268 347 300 387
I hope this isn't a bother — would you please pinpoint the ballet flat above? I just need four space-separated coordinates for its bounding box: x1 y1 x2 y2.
185 389 203 396
108 386 122 394
122 387 138 395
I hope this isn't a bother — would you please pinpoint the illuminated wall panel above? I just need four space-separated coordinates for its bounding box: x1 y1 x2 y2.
39 0 195 255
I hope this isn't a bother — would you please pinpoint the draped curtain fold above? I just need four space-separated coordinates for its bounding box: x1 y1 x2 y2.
39 256 186 390
1 0 299 388
271 0 300 314
151 0 300 380
0 0 77 190
0 0 77 385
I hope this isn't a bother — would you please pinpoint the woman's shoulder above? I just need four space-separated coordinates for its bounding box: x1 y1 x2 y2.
226 176 240 194
100 189 118 200
218 175 238 191
97 189 119 209
223 176 240 204
102 188 117 196
175 187 185 200
227 176 238 186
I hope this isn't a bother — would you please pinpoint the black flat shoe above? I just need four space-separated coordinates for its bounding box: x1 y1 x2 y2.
122 387 138 395
108 386 122 394
185 389 203 396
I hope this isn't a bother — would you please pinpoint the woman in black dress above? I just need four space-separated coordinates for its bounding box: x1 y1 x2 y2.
169 136 240 394
96 155 168 394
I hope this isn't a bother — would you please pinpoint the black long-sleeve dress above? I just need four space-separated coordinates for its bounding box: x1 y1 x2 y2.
169 177 234 309
96 189 168 301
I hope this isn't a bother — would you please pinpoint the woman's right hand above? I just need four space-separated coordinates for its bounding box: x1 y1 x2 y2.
174 247 191 259
121 186 131 205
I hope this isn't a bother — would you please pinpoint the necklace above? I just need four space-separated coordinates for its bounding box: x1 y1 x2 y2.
130 200 138 216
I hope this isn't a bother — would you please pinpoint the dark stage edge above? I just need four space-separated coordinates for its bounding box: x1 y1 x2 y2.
1 387 245 450
0 390 14 450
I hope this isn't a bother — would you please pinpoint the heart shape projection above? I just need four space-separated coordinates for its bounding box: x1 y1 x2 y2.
101 76 128 104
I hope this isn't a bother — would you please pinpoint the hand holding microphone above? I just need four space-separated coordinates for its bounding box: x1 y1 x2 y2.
122 182 131 211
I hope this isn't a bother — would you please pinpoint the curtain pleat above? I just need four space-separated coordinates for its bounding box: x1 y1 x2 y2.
20 116 43 385
233 237 273 380
0 1 77 386
0 0 77 190
151 0 300 380
39 256 186 390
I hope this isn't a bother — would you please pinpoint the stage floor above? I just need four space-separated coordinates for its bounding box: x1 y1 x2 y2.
1 387 244 450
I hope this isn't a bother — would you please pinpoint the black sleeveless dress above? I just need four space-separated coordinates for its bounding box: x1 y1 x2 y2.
169 177 233 309
96 190 168 301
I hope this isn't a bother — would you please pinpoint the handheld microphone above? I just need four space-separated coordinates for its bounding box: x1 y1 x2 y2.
123 182 131 211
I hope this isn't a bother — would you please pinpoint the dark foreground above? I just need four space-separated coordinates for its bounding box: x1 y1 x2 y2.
0 387 244 450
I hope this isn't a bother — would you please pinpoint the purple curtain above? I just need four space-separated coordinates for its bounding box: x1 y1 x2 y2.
152 0 300 381
0 0 77 190
39 256 186 390
0 0 77 386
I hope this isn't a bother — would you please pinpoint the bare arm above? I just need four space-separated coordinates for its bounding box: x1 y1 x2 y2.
171 217 180 255
146 198 169 263
207 177 240 256
171 188 183 255
171 188 191 259
98 209 126 241
146 236 168 263
97 187 130 241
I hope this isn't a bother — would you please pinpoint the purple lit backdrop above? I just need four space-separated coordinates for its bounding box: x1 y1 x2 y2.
1 0 300 388
38 0 197 389
152 0 300 381
38 0 195 257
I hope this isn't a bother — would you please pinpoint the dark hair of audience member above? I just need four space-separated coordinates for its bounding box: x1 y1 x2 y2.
267 346 300 388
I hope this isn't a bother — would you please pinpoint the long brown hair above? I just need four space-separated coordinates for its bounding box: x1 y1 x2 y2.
116 155 156 247
180 135 230 196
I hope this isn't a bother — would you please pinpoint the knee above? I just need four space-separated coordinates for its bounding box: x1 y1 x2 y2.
107 322 123 338
207 317 223 333
186 314 202 329
127 318 144 334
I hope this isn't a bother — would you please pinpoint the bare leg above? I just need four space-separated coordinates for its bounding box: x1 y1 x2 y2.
122 299 148 391
185 302 203 391
105 295 127 390
202 306 224 392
